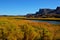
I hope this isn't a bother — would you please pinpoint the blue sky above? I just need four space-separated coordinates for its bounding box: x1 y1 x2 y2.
0 0 60 15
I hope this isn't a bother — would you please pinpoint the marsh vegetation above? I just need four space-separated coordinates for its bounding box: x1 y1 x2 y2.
0 17 60 40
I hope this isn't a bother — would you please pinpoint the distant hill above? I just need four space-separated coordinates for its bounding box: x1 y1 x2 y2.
26 7 60 18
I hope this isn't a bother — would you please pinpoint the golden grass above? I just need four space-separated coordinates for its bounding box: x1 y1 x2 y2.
0 17 60 40
0 16 60 20
25 18 60 20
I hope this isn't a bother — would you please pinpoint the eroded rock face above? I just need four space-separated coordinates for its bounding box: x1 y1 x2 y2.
56 7 60 10
26 7 60 18
56 7 60 14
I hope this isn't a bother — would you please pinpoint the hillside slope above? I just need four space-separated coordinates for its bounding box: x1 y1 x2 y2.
26 7 60 18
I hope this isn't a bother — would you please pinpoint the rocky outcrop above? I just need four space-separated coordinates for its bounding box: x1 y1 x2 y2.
26 7 60 18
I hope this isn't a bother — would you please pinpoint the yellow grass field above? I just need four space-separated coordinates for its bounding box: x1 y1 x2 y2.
0 16 60 20
0 17 60 40
25 18 60 20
